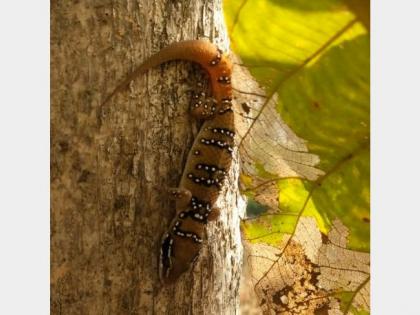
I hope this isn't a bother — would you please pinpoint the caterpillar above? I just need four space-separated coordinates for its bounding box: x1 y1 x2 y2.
102 40 234 284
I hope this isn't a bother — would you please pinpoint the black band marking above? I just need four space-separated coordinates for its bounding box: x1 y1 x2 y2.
217 76 231 84
209 48 223 66
199 138 234 154
178 197 212 223
160 233 174 277
207 127 235 138
172 221 202 243
187 172 222 188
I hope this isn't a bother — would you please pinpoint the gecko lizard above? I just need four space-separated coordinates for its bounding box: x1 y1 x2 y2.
102 40 234 284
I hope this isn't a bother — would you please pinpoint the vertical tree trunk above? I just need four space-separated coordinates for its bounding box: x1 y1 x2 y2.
51 1 243 314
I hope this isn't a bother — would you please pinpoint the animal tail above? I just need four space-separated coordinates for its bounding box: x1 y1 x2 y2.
101 40 224 106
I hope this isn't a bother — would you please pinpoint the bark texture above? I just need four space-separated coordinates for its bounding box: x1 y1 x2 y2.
51 1 243 314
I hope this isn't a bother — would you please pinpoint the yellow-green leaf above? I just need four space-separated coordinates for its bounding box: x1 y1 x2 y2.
225 0 370 251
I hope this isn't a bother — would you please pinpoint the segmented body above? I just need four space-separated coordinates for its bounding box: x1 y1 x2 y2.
103 40 234 284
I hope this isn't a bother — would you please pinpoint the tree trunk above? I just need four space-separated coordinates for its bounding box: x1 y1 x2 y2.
51 1 243 314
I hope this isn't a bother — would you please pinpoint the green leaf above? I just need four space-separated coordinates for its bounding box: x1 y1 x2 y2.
224 0 366 88
335 291 370 315
243 178 329 247
225 0 370 251
278 36 370 251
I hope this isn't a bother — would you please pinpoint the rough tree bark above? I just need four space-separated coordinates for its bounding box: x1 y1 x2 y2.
51 1 243 314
